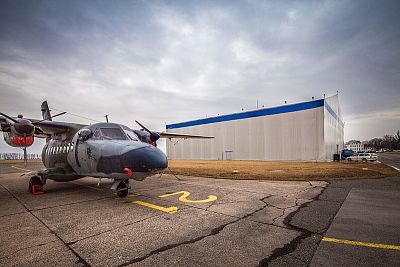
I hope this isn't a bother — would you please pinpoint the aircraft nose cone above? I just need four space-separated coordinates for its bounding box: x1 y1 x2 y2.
96 145 168 174
124 146 168 172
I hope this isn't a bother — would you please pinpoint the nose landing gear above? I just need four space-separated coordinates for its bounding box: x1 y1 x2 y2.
111 179 130 198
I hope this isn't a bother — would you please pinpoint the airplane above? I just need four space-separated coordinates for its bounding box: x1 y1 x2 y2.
0 101 213 197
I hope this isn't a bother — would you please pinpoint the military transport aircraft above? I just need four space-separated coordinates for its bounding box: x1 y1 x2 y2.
0 101 213 197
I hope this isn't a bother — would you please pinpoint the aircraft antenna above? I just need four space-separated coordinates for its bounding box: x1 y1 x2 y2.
104 115 109 123
50 107 102 122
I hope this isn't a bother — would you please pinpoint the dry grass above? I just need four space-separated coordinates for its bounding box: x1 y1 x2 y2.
168 160 399 181
0 159 42 164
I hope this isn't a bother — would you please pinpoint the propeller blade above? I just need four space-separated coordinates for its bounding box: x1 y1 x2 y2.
135 120 152 134
134 120 160 142
33 111 66 125
0 112 18 123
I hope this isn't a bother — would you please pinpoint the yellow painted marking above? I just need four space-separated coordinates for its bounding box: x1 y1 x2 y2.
322 237 400 250
133 200 178 213
159 191 217 203
11 166 32 172
129 193 139 197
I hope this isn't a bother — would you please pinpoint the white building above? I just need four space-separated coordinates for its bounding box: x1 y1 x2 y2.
345 141 365 153
166 95 344 162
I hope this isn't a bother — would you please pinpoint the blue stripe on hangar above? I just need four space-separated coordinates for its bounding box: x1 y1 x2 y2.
167 99 325 129
324 102 345 127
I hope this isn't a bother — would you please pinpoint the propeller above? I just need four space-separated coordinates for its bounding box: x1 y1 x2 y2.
135 120 160 142
0 111 66 166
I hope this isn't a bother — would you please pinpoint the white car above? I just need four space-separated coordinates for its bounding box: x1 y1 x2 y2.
347 153 378 162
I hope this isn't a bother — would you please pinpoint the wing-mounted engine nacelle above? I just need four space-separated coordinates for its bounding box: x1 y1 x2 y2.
133 130 158 146
3 132 34 147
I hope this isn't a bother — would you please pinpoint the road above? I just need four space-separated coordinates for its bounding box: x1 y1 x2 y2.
306 153 400 267
378 152 400 171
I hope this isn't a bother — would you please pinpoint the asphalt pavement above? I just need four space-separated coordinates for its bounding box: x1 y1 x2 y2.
378 152 400 170
0 154 399 267
0 164 326 267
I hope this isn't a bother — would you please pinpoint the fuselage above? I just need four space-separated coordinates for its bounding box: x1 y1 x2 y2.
41 122 168 182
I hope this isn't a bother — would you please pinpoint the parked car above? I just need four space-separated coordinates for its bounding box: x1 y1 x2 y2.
347 153 378 162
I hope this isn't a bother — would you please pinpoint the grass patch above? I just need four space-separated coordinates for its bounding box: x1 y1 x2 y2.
0 159 42 164
168 160 399 181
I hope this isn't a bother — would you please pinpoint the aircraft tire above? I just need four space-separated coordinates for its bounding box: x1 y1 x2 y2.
116 182 129 198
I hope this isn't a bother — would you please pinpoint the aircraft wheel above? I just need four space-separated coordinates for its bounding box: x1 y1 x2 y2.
116 182 129 198
347 158 352 162
362 158 367 162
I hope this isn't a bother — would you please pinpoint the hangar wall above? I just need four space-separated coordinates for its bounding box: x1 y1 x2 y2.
166 96 344 161
323 95 345 161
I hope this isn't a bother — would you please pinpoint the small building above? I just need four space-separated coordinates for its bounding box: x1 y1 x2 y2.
166 94 344 162
345 141 362 152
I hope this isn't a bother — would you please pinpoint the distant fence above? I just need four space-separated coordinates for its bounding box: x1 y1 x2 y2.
0 153 42 160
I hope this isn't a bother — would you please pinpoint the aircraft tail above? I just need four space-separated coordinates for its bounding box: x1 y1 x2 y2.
41 101 52 121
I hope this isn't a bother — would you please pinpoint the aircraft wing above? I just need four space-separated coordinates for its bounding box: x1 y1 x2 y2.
160 132 214 139
31 119 87 136
0 115 86 137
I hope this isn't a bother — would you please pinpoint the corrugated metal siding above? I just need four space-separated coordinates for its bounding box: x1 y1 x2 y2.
324 95 345 161
166 106 326 161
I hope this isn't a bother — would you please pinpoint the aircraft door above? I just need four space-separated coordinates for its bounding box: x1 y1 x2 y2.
73 129 96 174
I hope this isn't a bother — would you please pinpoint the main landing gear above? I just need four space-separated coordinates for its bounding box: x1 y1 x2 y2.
111 179 130 198
28 175 46 195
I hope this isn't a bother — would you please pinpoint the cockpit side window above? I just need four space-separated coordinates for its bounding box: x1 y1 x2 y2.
93 128 102 140
123 129 139 141
99 128 127 140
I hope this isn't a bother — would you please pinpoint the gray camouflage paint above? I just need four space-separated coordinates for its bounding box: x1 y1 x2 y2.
41 122 168 182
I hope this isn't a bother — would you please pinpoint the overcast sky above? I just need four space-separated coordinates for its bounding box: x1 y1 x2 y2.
1 0 399 154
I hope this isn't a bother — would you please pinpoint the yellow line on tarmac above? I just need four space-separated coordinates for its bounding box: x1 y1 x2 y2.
322 237 400 250
159 191 218 203
11 166 32 172
133 200 178 213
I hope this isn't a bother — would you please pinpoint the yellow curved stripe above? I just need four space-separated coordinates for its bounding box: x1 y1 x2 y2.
322 237 400 250
159 191 217 203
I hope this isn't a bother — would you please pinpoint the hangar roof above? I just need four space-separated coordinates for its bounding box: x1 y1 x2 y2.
166 98 342 129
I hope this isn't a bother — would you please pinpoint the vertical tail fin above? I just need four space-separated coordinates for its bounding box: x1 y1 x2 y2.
41 101 52 121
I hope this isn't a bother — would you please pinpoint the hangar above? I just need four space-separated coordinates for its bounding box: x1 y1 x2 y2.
166 94 344 161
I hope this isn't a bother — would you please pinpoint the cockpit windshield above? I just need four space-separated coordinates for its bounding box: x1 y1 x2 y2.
99 128 127 140
123 129 139 141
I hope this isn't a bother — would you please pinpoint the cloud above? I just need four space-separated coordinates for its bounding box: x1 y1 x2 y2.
0 0 399 154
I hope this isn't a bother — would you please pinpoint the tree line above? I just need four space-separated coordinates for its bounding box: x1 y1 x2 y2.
367 130 400 151
0 153 42 160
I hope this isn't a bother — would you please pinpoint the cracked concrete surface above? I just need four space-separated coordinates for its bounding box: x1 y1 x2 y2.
0 171 327 267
